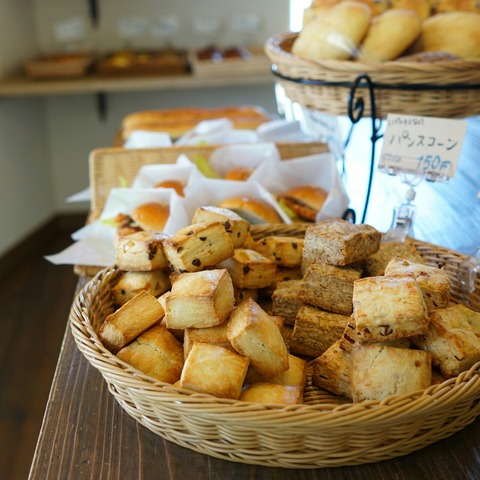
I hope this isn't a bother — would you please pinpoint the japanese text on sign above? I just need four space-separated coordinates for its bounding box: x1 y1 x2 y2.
379 114 467 180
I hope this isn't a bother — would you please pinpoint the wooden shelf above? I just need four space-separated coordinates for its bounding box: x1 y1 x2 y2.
0 72 275 97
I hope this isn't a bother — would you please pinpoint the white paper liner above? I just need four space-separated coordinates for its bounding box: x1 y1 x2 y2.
124 131 172 149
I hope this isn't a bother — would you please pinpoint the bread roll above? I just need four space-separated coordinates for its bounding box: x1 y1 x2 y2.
389 0 431 19
218 196 283 224
359 9 422 61
292 1 372 61
419 11 480 58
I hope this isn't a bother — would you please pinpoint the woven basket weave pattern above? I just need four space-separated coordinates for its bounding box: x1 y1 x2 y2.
70 224 480 468
265 33 480 118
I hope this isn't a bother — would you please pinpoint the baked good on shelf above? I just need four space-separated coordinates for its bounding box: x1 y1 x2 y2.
358 9 422 61
165 269 235 329
412 303 480 378
130 201 170 232
217 248 276 289
384 258 451 311
218 196 283 224
271 279 303 325
253 236 304 268
116 324 184 383
298 263 362 315
110 269 171 306
154 179 185 196
292 1 372 61
98 290 165 353
239 383 304 405
180 343 250 399
350 344 432 402
353 275 429 343
302 219 382 267
227 298 289 377
163 221 234 273
115 231 168 271
364 239 425 277
389 0 432 19
277 185 329 222
183 321 233 358
223 166 254 181
289 304 350 357
191 206 250 248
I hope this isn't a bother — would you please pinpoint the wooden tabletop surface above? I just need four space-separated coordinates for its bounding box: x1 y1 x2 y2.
28 116 480 479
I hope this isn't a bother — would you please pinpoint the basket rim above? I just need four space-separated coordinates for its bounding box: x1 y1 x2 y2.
69 236 480 427
265 31 480 86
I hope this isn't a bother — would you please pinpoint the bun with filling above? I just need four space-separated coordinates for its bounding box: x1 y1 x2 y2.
130 202 170 232
218 196 283 224
223 167 254 181
154 179 185 196
277 185 328 222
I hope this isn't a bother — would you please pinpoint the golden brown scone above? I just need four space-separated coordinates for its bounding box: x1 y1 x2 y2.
358 9 422 61
271 279 303 325
115 231 168 271
364 239 424 277
180 343 250 399
239 383 304 405
244 354 308 390
353 274 429 343
110 269 171 306
227 298 289 377
292 1 372 61
191 206 250 248
350 344 432 402
253 236 304 268
165 269 235 329
419 11 480 58
217 248 276 289
98 290 165 353
412 304 480 378
116 324 184 383
384 258 451 311
389 0 432 19
183 321 233 358
289 304 350 358
454 303 480 333
163 221 234 273
298 263 362 315
233 288 258 305
303 219 381 267
312 339 353 399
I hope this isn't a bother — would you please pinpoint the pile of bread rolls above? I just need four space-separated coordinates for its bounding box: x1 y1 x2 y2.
293 0 480 62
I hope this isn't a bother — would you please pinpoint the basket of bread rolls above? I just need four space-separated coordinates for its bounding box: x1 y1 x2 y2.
265 0 480 118
70 204 480 467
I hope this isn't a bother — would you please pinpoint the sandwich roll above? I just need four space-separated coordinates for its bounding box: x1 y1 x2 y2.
218 196 283 224
277 185 328 222
130 202 170 232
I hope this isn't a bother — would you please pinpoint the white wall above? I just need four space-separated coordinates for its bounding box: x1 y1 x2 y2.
0 2 53 257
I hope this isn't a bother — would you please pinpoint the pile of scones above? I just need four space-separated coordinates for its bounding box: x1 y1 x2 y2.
97 205 480 405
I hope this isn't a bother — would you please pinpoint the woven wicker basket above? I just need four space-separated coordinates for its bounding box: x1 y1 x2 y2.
70 223 480 469
265 32 480 119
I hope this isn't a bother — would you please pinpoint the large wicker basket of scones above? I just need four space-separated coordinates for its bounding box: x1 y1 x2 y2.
70 220 480 469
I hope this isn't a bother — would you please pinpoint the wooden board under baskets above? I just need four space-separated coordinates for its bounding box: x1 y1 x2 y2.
69 223 480 469
264 32 480 119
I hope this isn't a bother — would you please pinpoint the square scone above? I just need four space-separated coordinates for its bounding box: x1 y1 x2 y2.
239 383 303 405
289 304 349 358
350 344 432 402
303 219 381 267
384 258 451 311
165 269 235 329
217 248 276 289
227 298 289 377
163 221 234 273
412 305 480 378
183 321 233 358
192 206 250 248
116 324 184 384
253 236 304 268
298 263 362 315
180 343 249 399
111 270 171 306
115 231 168 271
271 279 303 326
353 275 428 343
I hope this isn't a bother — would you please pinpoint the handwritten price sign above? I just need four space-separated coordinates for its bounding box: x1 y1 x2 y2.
379 114 467 180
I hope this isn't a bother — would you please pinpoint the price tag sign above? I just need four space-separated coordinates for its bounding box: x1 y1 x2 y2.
54 16 87 43
379 114 467 180
117 16 148 39
151 16 179 38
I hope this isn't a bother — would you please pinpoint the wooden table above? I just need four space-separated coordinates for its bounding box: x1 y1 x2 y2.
29 117 480 479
